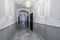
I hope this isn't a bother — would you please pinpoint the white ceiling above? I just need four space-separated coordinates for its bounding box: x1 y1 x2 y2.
15 0 24 5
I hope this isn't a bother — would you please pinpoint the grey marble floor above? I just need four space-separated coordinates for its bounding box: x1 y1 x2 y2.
11 29 42 40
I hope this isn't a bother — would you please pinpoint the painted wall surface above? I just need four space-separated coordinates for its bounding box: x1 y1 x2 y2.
0 0 5 18
33 0 60 27
46 0 60 27
0 0 17 30
33 0 47 24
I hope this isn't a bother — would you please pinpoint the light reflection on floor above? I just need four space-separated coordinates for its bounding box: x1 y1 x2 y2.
11 29 41 40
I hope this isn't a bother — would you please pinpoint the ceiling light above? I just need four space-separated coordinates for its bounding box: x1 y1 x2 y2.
24 0 32 7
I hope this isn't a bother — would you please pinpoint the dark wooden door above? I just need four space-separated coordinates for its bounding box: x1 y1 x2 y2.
30 13 33 31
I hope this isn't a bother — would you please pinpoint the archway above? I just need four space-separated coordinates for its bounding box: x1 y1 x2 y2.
17 10 30 28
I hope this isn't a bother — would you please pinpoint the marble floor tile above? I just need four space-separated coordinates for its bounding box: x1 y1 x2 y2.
11 29 41 40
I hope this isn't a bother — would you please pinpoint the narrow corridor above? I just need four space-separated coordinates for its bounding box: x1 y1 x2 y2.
11 29 42 40
0 0 60 40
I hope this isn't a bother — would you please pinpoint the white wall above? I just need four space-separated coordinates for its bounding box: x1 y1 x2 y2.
0 0 5 18
33 0 60 27
0 0 16 30
46 0 60 27
33 0 47 24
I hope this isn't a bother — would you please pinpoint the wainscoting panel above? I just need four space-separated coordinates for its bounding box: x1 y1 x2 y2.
0 23 17 40
33 23 60 40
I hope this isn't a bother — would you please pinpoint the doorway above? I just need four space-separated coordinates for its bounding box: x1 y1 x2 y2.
18 10 29 29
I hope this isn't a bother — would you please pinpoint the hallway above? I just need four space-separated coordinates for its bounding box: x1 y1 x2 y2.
11 28 43 40
0 0 60 40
